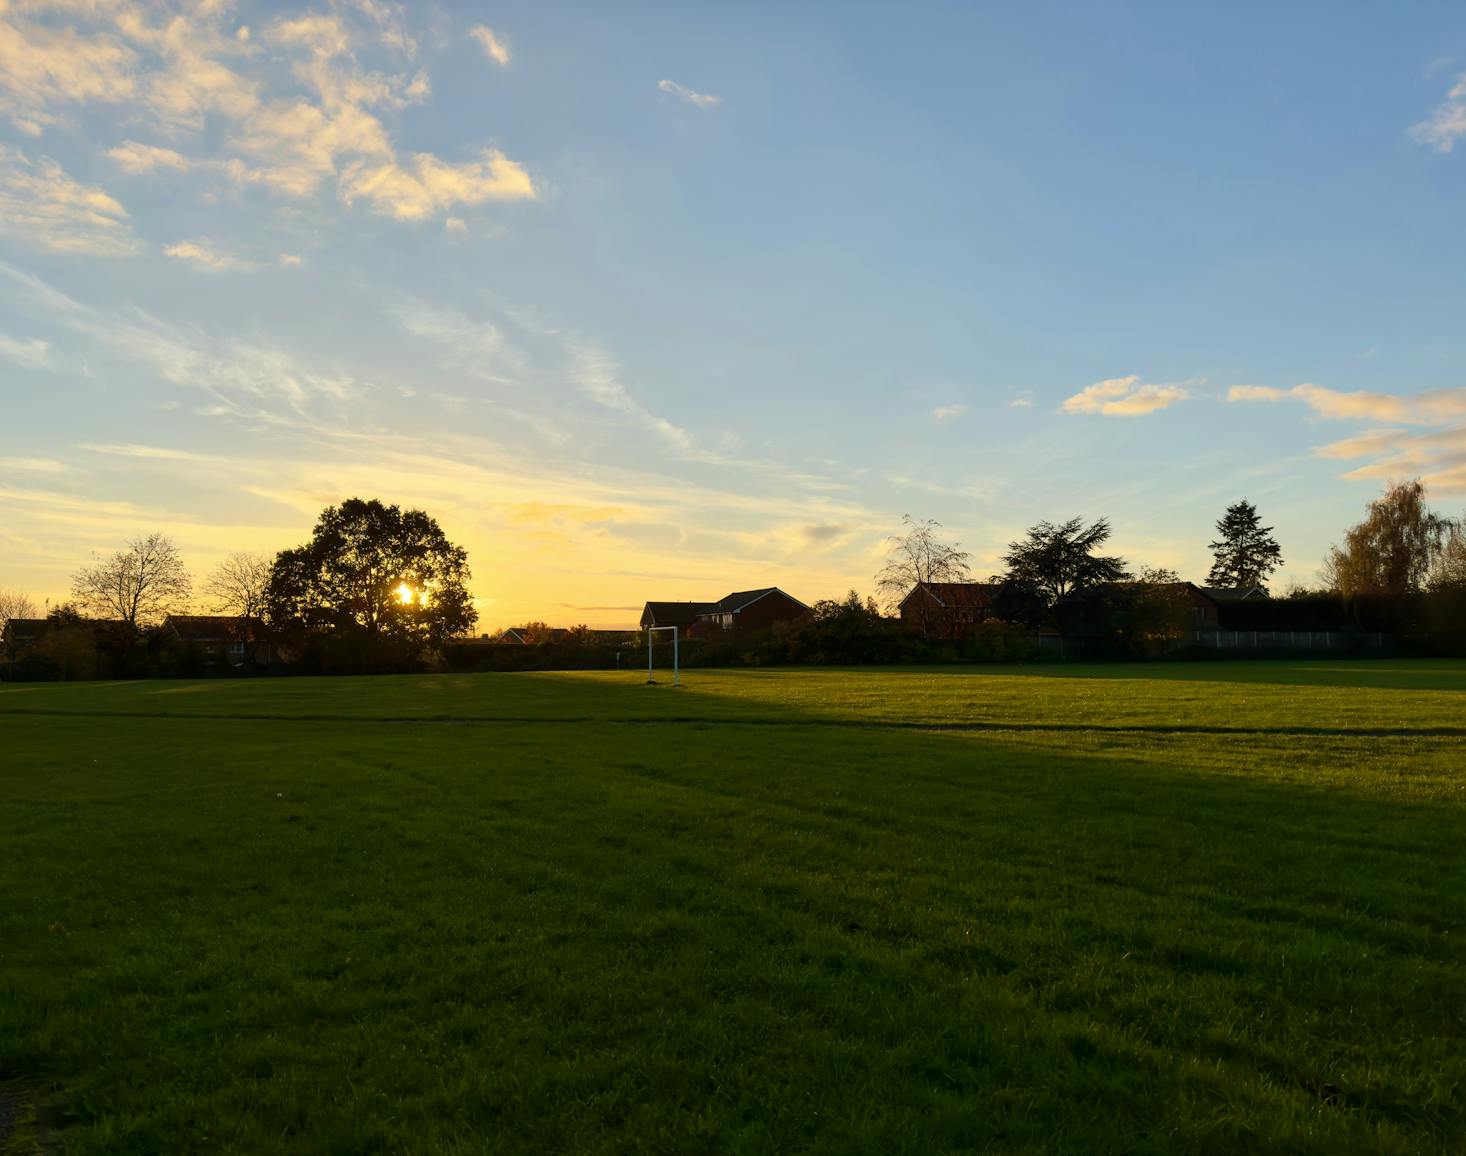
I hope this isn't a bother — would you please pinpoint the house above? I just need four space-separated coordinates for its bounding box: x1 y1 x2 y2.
162 615 274 665
1 618 51 656
1053 582 1221 640
897 582 1003 637
640 588 808 639
494 626 570 645
1197 586 1267 605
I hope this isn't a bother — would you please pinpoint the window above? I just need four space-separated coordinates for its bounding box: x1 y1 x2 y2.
229 642 246 656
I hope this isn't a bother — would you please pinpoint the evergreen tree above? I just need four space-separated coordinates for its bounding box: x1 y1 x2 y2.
1207 500 1283 590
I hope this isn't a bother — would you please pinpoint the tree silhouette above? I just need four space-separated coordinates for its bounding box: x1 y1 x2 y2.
71 533 192 626
267 498 476 656
1207 500 1282 590
1001 517 1128 605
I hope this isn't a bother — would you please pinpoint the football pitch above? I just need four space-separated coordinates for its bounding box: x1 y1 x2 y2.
1 661 1463 1153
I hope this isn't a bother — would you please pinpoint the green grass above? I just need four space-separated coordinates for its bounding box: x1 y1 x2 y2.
1 661 1462 1153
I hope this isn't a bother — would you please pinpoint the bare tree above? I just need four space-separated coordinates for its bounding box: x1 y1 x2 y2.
876 515 972 637
71 533 192 626
203 551 273 618
0 589 38 631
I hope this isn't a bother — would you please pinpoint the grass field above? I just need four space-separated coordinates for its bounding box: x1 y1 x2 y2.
1 661 1463 1154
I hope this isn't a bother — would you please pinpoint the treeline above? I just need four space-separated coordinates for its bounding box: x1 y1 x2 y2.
2 498 477 679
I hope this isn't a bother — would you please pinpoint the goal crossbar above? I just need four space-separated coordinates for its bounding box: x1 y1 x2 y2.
645 625 679 686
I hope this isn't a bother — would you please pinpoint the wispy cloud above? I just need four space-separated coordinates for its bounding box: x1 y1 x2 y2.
164 239 257 272
0 146 137 256
932 404 967 421
1008 398 1033 409
1412 73 1466 153
658 79 720 108
470 25 510 67
107 140 193 175
571 341 693 451
0 334 53 370
1226 384 1287 402
1226 379 1466 493
0 458 66 473
1061 375 1189 416
1227 381 1466 424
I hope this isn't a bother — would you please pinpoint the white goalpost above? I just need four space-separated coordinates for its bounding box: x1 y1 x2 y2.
645 625 680 686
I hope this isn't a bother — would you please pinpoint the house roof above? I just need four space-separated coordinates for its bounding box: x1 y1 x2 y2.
1197 586 1267 602
899 582 1001 610
2 618 50 641
641 601 714 627
165 614 266 641
711 587 808 613
495 627 571 644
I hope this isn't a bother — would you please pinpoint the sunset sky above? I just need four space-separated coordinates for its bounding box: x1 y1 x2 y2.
3 1 1466 629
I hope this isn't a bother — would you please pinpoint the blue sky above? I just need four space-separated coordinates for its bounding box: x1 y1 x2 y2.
3 0 1466 628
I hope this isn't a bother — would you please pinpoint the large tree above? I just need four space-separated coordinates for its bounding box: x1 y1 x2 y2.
1207 500 1283 590
71 533 192 626
266 498 476 655
1001 517 1129 605
203 551 273 618
1323 480 1455 599
875 515 972 637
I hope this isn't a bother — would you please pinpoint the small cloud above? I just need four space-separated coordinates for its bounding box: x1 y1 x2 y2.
1226 384 1287 402
1008 398 1033 409
658 79 720 108
338 148 536 220
164 240 255 271
444 216 467 234
1061 374 1189 417
108 140 191 175
932 404 967 421
0 456 65 472
278 252 303 266
470 25 510 66
1411 73 1466 153
236 25 251 41
0 333 53 369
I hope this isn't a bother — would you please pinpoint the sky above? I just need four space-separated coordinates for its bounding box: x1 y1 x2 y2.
3 0 1466 631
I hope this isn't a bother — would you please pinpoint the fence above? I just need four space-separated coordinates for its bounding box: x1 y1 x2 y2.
1188 630 1392 652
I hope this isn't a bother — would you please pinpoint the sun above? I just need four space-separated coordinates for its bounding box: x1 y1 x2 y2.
395 582 416 606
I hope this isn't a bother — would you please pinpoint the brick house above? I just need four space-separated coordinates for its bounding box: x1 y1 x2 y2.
640 588 808 639
897 582 1003 637
162 615 274 665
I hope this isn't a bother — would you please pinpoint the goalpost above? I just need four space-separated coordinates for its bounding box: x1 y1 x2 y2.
645 625 680 686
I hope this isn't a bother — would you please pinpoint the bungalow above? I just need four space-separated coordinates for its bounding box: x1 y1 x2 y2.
898 582 1003 637
162 615 274 665
640 588 808 639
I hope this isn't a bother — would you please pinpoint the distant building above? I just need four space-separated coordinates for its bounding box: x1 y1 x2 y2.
1 618 51 656
1197 586 1268 606
494 627 570 645
897 582 1003 637
162 615 274 665
639 588 808 639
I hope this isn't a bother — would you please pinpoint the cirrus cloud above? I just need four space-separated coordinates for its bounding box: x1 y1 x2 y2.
658 79 720 108
0 145 137 255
